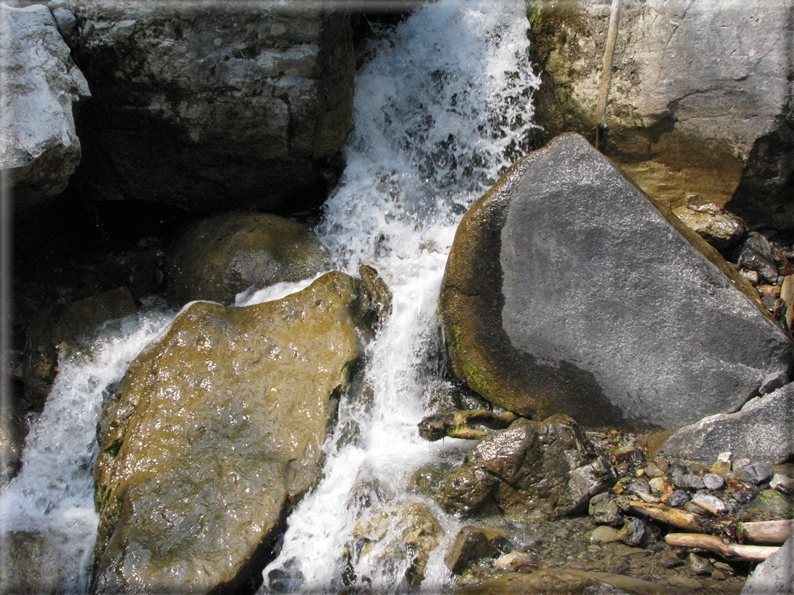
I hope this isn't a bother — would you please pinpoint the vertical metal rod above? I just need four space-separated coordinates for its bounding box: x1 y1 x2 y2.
596 0 622 151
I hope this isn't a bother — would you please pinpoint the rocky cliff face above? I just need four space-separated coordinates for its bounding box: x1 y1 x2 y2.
56 0 356 214
527 0 793 228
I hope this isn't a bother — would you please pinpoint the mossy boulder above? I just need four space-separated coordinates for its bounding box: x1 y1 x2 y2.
166 212 328 306
92 272 368 594
439 133 792 429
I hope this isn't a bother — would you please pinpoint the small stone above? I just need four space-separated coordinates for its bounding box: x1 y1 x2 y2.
687 552 712 575
643 463 666 478
589 493 623 527
615 518 654 548
654 457 670 472
738 462 775 485
711 569 727 581
677 474 706 490
588 526 619 544
703 473 725 491
649 477 668 494
733 457 752 472
690 492 727 514
770 473 794 494
710 454 732 475
628 482 651 494
493 551 536 572
666 490 690 508
444 526 511 575
741 269 761 285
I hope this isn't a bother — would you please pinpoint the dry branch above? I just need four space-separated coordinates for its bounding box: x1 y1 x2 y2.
739 520 794 545
665 533 779 562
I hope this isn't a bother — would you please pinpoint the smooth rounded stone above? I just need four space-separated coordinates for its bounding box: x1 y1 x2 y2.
588 526 619 544
347 500 444 588
23 287 137 411
444 526 511 575
642 463 665 479
589 492 623 527
166 212 329 306
493 551 536 573
675 474 706 491
672 203 747 250
442 415 616 518
741 536 794 594
92 272 368 594
0 4 91 217
703 473 725 491
666 490 690 508
659 384 794 466
439 133 792 429
65 0 356 214
648 477 668 494
738 462 775 485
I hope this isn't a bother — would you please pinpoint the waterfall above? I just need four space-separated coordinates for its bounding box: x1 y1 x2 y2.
0 0 538 592
262 0 539 592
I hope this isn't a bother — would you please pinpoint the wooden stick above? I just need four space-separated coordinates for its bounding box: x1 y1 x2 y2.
628 501 707 532
740 520 794 545
665 533 779 562
595 0 623 150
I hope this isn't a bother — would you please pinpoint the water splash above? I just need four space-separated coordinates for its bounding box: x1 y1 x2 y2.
0 311 173 593
263 0 539 592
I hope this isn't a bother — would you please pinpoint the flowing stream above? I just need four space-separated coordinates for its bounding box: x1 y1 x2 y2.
0 0 539 592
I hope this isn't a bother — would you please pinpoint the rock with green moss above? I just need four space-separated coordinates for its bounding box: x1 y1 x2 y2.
439 133 792 429
92 272 368 594
166 212 329 306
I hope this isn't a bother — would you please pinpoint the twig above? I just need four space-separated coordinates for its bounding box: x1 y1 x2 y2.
665 533 779 562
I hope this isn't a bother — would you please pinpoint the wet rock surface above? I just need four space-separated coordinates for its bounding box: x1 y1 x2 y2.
61 0 355 214
439 133 793 429
441 415 616 517
0 4 91 217
92 272 367 593
166 212 329 306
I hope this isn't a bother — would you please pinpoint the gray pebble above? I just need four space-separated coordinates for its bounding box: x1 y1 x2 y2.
703 473 725 490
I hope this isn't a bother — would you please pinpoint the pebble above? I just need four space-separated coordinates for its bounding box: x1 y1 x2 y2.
589 493 623 527
587 526 619 544
770 473 794 494
643 462 666 478
676 474 706 490
687 552 712 575
666 490 690 508
493 551 536 572
711 569 727 581
738 462 774 485
649 477 668 494
616 518 654 548
710 453 732 476
703 473 724 491
689 492 727 514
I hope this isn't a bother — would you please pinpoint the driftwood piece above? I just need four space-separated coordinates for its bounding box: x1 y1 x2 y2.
665 533 779 562
628 501 708 532
418 409 518 441
740 520 794 545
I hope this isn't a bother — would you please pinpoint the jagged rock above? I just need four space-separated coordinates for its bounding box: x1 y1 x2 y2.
0 4 90 217
741 536 794 594
444 526 511 575
658 384 794 465
22 287 137 411
64 0 356 213
345 500 444 589
442 415 616 518
439 133 793 429
166 212 328 306
92 272 367 594
528 0 793 226
736 232 779 285
672 200 747 250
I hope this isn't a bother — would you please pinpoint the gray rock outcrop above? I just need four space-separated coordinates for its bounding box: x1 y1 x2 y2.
166 212 328 306
63 0 356 213
439 133 793 429
658 383 794 465
0 4 90 217
528 0 793 228
442 415 616 517
741 535 794 594
92 272 367 593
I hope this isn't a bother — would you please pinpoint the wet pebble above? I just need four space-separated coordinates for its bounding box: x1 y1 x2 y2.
588 526 619 544
649 477 668 494
615 518 654 548
689 492 727 514
666 490 690 508
738 462 774 485
589 493 623 527
703 473 724 491
770 473 794 494
676 474 706 490
686 553 712 575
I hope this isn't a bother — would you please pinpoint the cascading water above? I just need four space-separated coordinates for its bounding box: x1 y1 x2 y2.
0 0 538 592
261 1 539 592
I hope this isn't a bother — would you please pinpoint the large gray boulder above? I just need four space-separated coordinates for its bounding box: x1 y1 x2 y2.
0 4 90 217
439 133 793 429
658 383 794 465
92 272 368 593
741 535 794 595
528 0 793 227
61 0 356 213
